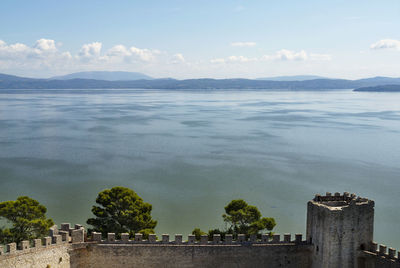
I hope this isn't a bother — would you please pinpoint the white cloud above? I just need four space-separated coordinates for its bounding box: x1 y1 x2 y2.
79 42 102 58
129 46 157 62
211 55 257 63
107 45 130 57
0 39 183 77
370 39 400 50
272 49 308 61
231 42 257 47
0 39 59 60
171 53 185 64
212 49 331 64
0 38 333 78
228 55 257 62
105 45 159 62
34 39 57 52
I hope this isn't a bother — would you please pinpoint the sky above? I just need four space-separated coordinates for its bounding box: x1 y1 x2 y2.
0 0 400 79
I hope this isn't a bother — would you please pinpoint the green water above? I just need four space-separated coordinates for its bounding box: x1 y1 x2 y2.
0 89 399 247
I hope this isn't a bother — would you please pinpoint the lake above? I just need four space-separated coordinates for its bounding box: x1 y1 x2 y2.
0 89 399 248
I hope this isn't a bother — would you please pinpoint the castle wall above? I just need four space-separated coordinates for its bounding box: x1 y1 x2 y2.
69 243 312 268
0 243 71 268
2 193 399 268
0 223 84 268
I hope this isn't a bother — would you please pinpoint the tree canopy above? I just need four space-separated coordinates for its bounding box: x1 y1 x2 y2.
192 199 276 240
0 196 54 244
87 186 157 237
223 199 276 235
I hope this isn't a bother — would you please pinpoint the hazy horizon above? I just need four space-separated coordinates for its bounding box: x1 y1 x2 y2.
2 70 400 81
1 1 400 79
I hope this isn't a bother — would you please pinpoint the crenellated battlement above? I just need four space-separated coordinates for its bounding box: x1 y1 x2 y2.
1 193 399 268
361 242 400 264
89 232 308 245
311 192 374 210
0 222 86 259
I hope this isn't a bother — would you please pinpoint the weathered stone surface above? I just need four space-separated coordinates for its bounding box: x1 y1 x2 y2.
187 235 195 244
307 192 375 268
69 243 313 268
92 232 102 242
72 229 85 243
121 233 129 242
1 244 70 268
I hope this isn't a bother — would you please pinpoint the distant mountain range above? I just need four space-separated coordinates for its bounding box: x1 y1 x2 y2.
50 71 153 81
256 75 328 81
1 72 400 90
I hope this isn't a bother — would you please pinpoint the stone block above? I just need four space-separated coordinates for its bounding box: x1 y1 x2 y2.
134 233 143 242
388 248 396 259
60 223 70 231
225 234 233 244
59 231 69 242
261 234 269 243
238 234 246 243
200 235 208 245
371 242 378 252
7 243 16 254
148 234 156 243
250 234 257 243
213 234 221 244
379 245 387 255
121 233 129 242
326 192 332 196
175 234 183 244
162 234 169 244
49 225 58 237
44 237 52 246
107 233 115 242
334 192 340 197
72 229 85 243
272 234 280 243
53 234 62 245
75 224 83 229
20 240 30 250
187 235 195 244
284 234 291 243
295 234 302 244
92 232 102 242
34 239 42 248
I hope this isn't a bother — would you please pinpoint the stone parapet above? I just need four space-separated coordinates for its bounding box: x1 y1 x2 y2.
0 223 85 260
362 241 400 265
89 233 308 245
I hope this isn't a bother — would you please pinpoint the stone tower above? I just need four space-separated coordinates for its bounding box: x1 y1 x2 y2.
306 192 375 268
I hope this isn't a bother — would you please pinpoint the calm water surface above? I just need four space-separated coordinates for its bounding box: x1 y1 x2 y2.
0 89 399 247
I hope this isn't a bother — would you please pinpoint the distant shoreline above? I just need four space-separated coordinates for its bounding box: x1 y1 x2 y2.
354 85 400 92
2 73 400 90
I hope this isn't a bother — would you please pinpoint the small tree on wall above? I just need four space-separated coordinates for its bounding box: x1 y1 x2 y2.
223 199 276 235
87 186 157 238
192 199 276 240
0 196 54 244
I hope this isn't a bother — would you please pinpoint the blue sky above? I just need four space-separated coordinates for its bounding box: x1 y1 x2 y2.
1 0 399 78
